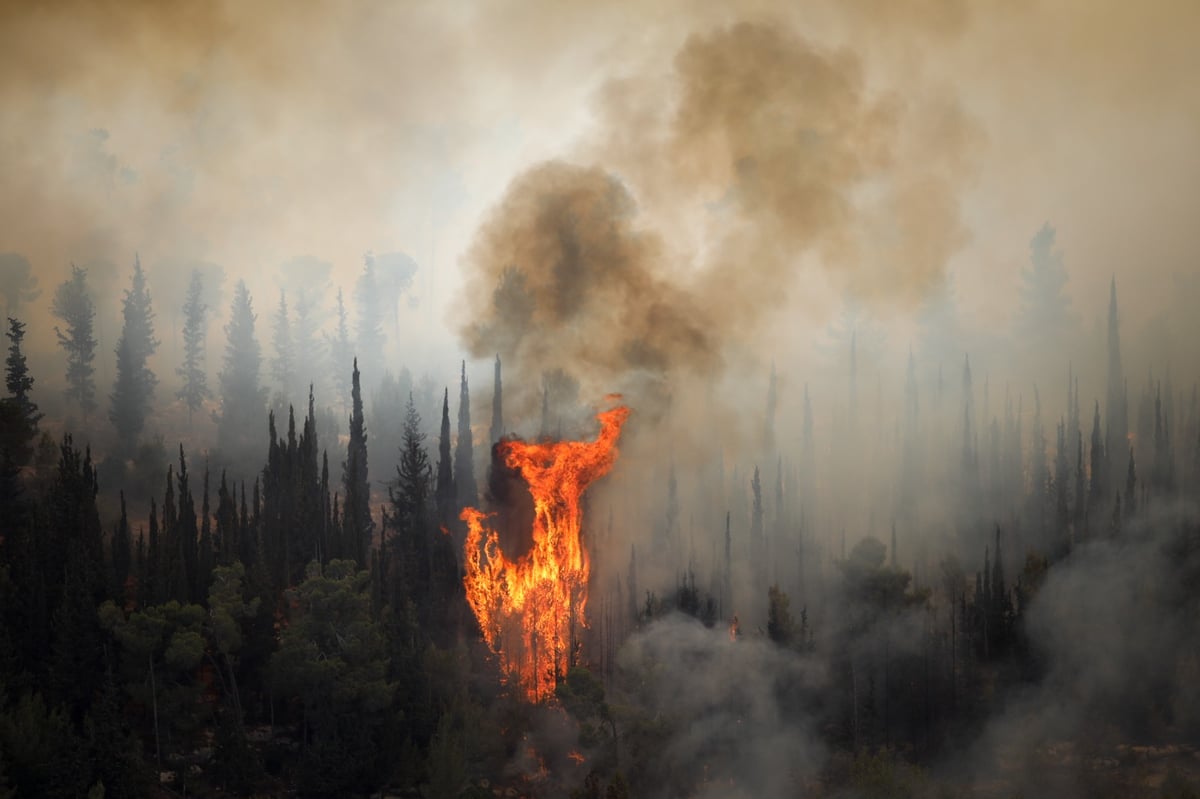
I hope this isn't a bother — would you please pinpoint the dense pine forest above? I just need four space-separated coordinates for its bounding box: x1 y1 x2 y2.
3 3 1200 798
0 242 1198 798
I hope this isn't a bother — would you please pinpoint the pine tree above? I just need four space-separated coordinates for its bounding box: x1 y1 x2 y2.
389 393 436 620
3 317 42 467
176 270 210 423
435 387 455 527
455 361 477 511
1015 223 1072 341
110 256 159 452
489 354 503 446
327 288 353 415
0 252 41 318
342 359 372 566
269 290 295 403
216 281 267 464
51 265 98 420
292 287 325 401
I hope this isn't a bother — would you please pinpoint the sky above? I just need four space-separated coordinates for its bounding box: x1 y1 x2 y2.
1 0 1198 388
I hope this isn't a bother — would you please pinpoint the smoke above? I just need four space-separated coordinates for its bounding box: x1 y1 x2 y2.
458 20 982 428
615 614 827 798
949 502 1200 796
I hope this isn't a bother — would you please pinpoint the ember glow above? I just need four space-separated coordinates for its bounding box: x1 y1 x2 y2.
462 401 631 702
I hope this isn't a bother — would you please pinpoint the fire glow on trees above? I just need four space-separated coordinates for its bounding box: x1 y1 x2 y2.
462 400 631 702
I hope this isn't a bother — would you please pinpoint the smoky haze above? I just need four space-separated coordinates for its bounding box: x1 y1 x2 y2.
2 1 1200 797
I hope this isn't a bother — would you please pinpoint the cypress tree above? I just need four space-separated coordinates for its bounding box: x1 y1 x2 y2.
490 354 503 446
455 361 477 511
110 255 159 452
435 388 455 527
51 265 98 421
342 359 372 566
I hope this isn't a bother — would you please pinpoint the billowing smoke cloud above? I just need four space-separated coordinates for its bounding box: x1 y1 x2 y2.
459 21 980 418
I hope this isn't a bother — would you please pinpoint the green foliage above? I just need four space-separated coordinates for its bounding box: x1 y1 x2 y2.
103 598 210 753
270 560 396 792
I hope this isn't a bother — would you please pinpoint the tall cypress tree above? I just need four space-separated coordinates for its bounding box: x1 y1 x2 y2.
435 388 455 528
342 359 372 566
110 255 159 452
176 269 210 424
455 361 477 511
489 354 503 446
51 265 98 421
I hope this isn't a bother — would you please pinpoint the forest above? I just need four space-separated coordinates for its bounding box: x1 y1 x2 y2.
0 236 1198 798
2 2 1200 798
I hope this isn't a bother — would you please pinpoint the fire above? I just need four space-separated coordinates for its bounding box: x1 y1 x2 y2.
462 401 631 702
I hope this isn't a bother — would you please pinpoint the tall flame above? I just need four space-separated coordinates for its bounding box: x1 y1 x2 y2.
462 401 630 702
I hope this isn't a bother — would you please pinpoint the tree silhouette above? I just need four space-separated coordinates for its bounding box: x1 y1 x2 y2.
52 265 98 421
455 361 477 511
0 252 40 318
216 281 267 466
110 256 159 453
176 270 210 423
3 317 41 467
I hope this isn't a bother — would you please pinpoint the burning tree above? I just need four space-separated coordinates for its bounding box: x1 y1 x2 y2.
462 401 630 702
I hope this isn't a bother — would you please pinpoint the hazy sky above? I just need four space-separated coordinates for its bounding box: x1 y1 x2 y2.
2 0 1198 374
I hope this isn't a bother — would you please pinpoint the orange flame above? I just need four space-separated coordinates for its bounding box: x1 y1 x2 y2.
462 401 631 702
